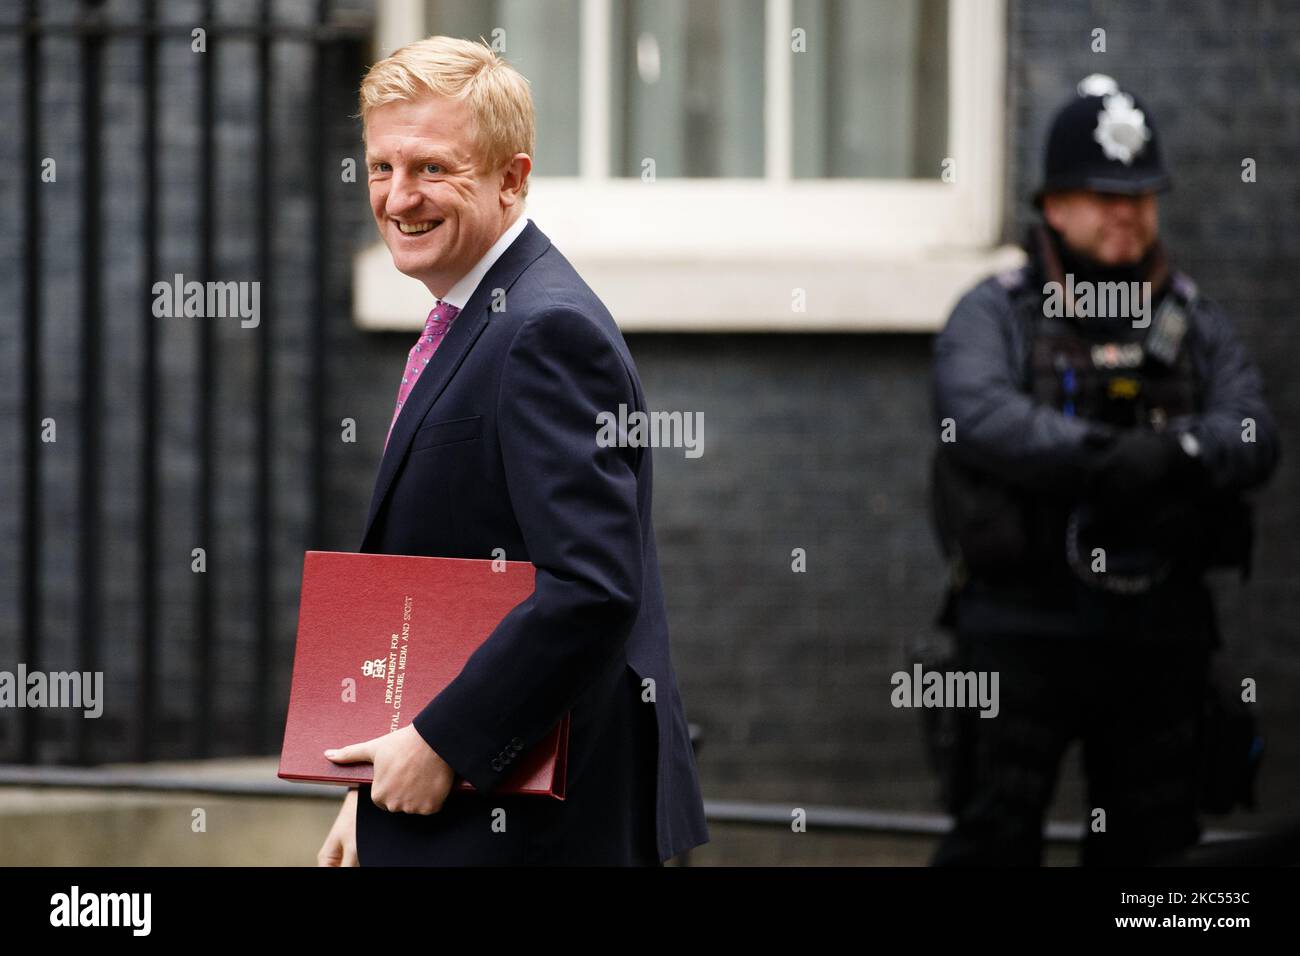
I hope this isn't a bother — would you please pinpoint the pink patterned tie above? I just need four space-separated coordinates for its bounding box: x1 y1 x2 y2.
385 300 461 451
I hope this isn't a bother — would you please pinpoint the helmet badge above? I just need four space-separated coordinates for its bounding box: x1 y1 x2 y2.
1093 92 1151 165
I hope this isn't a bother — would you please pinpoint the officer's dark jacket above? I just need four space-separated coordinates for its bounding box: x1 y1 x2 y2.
930 230 1280 605
933 241 1278 500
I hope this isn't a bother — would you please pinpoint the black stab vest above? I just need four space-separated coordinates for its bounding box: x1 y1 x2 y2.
1022 271 1201 430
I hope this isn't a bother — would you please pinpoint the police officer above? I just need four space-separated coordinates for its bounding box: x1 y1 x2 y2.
928 74 1280 866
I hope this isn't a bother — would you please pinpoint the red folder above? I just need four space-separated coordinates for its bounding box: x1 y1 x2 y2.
279 550 569 799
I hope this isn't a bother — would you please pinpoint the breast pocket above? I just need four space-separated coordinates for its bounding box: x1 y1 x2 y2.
410 414 483 452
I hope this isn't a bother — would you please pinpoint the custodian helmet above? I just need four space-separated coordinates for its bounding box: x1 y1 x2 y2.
1035 73 1170 203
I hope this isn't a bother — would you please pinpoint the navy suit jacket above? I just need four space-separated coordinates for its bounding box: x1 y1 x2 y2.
353 221 709 865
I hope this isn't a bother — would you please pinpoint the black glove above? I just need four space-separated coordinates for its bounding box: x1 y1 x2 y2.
1085 428 1201 504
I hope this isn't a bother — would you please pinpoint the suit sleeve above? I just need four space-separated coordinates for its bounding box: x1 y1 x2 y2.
410 306 643 794
1182 299 1281 493
932 279 1114 496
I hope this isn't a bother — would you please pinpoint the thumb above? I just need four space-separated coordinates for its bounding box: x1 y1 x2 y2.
325 740 375 764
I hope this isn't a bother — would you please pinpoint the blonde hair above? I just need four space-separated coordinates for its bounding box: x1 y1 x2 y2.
358 35 535 197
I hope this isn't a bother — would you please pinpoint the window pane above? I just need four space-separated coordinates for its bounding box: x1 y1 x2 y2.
792 0 949 179
425 0 581 176
610 0 765 178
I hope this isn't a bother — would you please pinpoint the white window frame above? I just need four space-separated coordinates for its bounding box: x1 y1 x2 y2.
355 0 1023 332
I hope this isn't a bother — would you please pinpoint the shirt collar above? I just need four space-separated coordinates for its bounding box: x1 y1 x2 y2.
439 214 530 311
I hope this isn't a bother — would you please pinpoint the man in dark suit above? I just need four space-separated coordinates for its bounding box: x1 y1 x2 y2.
315 36 709 866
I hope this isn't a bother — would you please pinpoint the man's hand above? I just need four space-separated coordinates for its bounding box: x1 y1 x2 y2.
317 788 359 866
325 725 456 815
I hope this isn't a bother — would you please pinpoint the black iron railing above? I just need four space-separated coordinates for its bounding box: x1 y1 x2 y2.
2 0 372 764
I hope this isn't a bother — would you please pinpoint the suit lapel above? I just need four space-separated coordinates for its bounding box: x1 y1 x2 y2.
360 221 552 549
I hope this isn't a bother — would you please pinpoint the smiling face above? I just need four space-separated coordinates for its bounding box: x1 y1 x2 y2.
1041 189 1159 266
365 94 530 297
